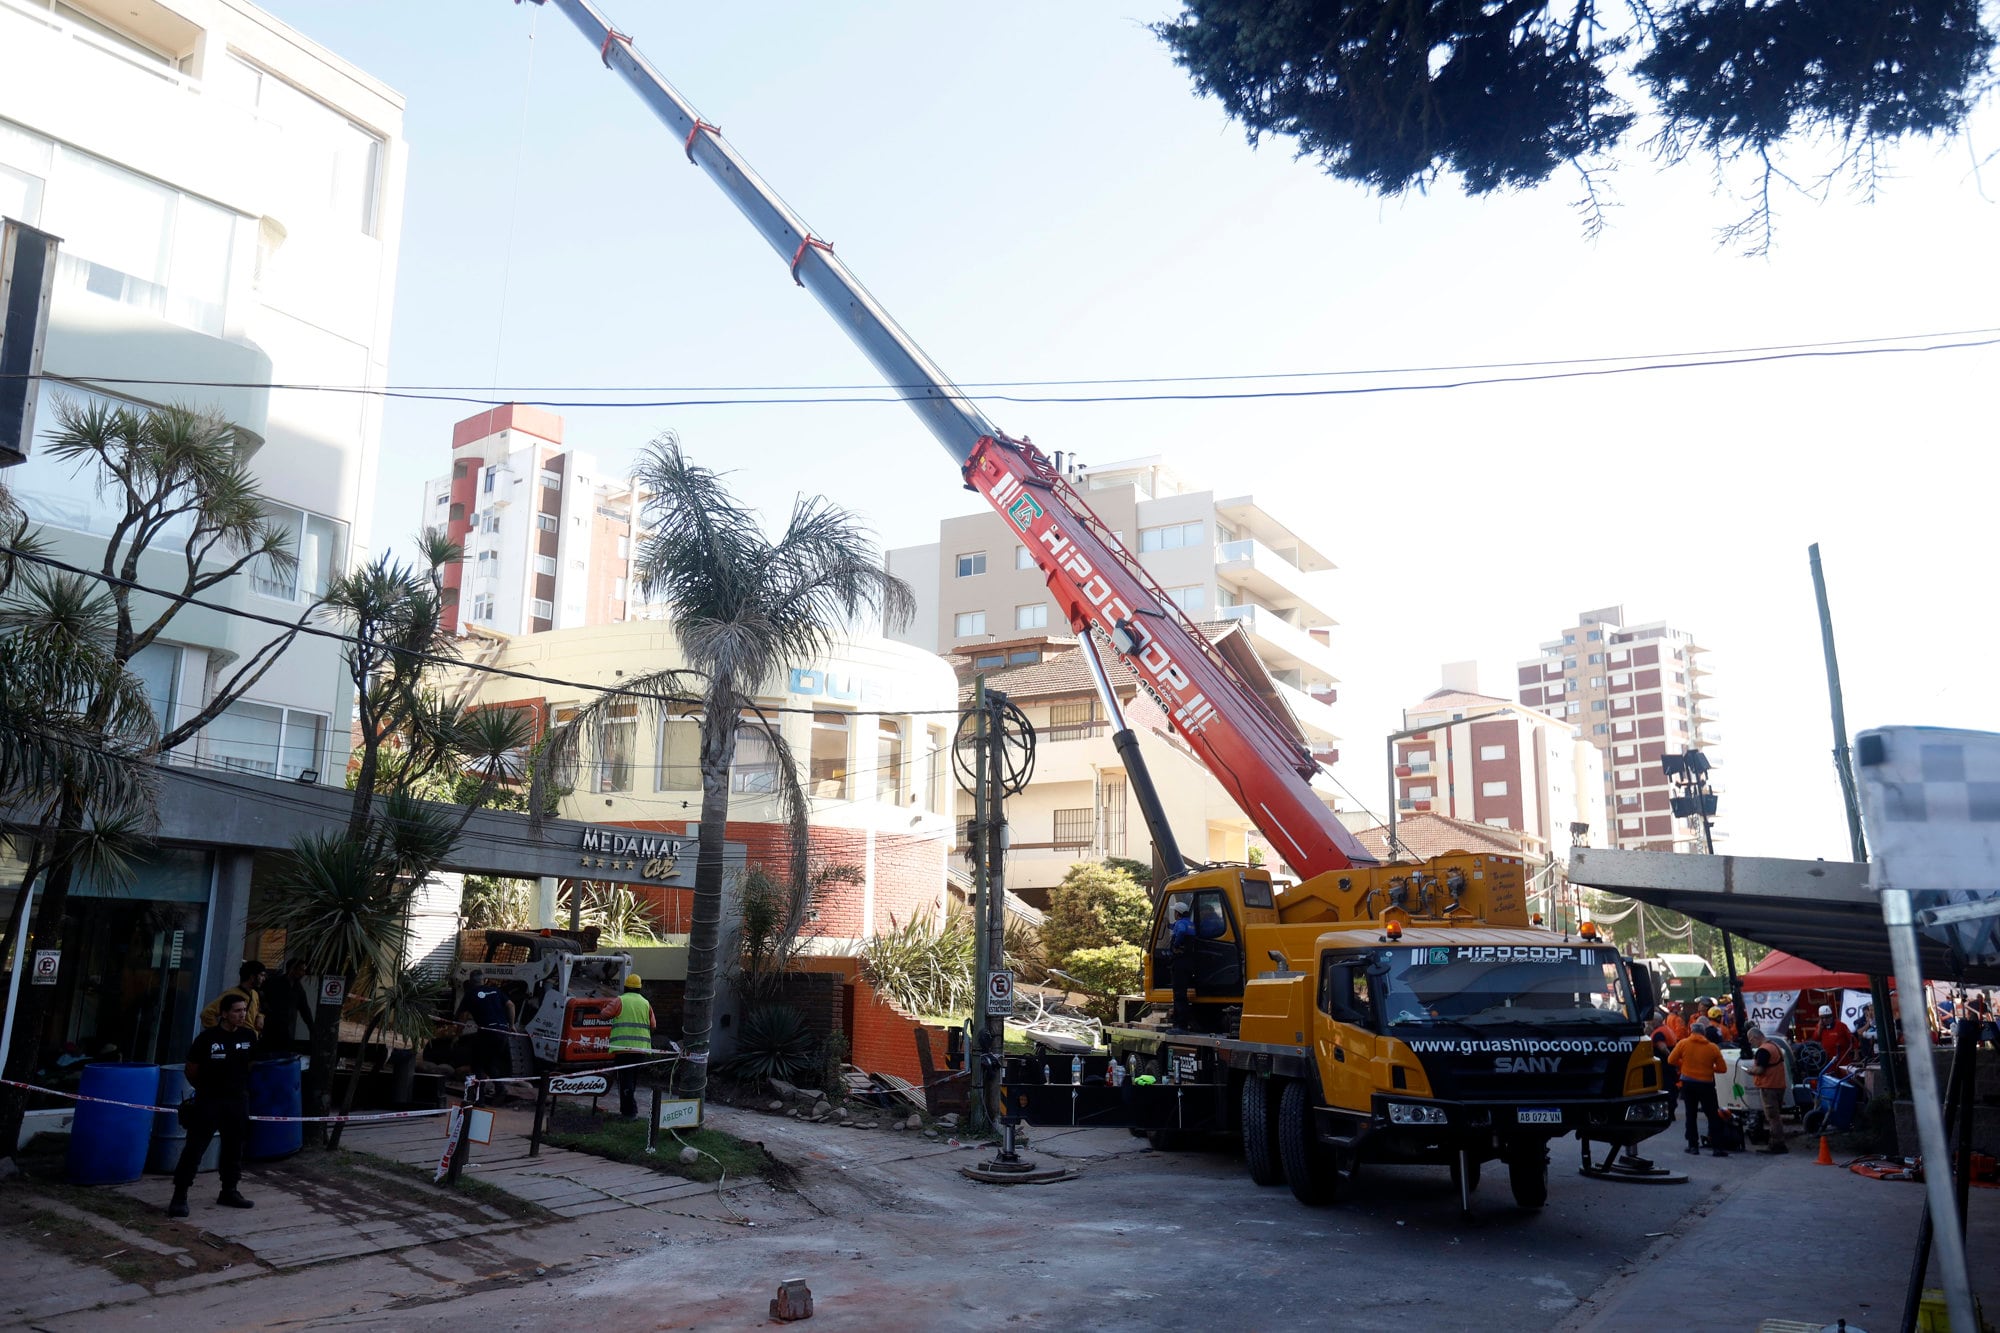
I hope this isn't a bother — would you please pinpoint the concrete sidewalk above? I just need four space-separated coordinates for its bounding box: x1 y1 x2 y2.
1561 1145 2000 1330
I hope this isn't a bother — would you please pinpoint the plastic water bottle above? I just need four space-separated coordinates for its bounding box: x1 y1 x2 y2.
1071 1055 1084 1085
1041 1061 1051 1084
1107 1058 1125 1088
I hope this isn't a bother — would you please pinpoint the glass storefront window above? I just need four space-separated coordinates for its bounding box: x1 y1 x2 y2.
876 718 904 804
811 711 849 799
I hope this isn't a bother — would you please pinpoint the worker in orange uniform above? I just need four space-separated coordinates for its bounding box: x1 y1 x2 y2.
1670 1023 1732 1156
1744 1026 1791 1154
1662 1002 1690 1046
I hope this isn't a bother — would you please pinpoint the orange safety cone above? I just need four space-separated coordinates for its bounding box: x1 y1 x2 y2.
1816 1135 1834 1166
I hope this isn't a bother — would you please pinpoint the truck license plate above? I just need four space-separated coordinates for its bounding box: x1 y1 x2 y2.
1518 1109 1563 1124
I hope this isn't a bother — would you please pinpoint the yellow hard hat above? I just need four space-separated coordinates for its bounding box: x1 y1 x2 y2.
1707 1007 1722 1019
625 974 644 989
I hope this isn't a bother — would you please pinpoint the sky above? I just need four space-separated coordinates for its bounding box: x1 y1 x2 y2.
262 0 2000 862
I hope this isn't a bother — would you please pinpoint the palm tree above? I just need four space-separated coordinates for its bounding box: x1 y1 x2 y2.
539 433 911 1099
270 538 535 1136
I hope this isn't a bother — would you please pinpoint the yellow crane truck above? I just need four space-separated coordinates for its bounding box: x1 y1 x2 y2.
1005 851 1671 1210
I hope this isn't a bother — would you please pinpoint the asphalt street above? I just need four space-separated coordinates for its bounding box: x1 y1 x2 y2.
365 1117 1739 1331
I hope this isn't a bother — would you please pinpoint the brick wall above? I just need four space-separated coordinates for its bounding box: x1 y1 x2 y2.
846 973 945 1086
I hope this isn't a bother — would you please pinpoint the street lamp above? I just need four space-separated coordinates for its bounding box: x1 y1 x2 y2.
1663 747 1745 1048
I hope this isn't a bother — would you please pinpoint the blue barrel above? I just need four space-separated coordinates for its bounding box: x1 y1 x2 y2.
68 1062 158 1185
246 1056 303 1160
149 1068 218 1175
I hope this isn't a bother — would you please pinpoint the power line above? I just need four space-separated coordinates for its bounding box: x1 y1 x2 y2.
17 328 1997 411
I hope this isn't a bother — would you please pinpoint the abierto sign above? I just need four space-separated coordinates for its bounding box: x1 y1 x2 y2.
653 1097 703 1131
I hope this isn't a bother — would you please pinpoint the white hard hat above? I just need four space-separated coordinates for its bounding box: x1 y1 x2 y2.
1171 900 1190 916
1818 1005 1833 1016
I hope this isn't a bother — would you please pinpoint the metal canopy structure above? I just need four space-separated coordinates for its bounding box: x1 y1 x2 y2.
1567 847 2000 985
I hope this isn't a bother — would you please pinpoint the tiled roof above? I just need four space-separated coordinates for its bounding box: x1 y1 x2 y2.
955 623 1238 705
1409 689 1514 713
1352 812 1528 862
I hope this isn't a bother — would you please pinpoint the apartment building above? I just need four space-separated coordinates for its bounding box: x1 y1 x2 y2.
1391 665 1603 864
886 456 1345 767
1515 605 1718 851
420 405 637 636
0 0 404 1070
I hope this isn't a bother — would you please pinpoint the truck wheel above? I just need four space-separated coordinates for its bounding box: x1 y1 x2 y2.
1241 1077 1282 1186
1508 1149 1550 1209
1277 1079 1340 1205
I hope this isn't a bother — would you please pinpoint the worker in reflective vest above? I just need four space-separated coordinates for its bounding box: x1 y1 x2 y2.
607 973 656 1119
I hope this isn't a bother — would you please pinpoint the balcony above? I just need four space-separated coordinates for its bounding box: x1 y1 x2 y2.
1214 539 1335 626
1273 679 1340 745
1214 603 1340 687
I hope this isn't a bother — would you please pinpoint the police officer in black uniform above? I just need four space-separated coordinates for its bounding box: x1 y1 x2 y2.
169 990 258 1218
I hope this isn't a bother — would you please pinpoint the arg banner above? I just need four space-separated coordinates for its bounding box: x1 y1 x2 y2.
1744 991 1798 1035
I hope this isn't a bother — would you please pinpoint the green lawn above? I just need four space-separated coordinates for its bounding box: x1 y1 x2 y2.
542 1111 770 1184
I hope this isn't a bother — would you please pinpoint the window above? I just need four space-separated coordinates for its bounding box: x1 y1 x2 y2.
1586 629 1602 641
1591 700 1607 712
1014 603 1048 631
1139 521 1203 552
730 714 779 794
1479 744 1506 761
613 577 627 603
531 598 554 620
1619 794 1640 807
536 512 558 533
469 594 494 620
252 505 345 604
1564 634 1577 645
28 138 236 337
1164 584 1206 614
1610 650 1629 665
1484 817 1511 828
1621 816 1642 832
539 471 563 493
1592 723 1609 735
219 56 383 234
1047 699 1100 742
475 549 499 566
1406 749 1432 772
1588 652 1604 664
974 653 1006 668
1481 780 1508 797
597 703 637 793
877 718 906 804
534 555 557 577
808 712 850 798
1614 720 1635 735
1015 545 1034 570
1564 702 1581 717
955 551 987 578
1008 650 1039 665
1614 744 1637 759
482 469 497 494
953 611 986 637
618 536 631 559
1407 785 1433 800
1562 657 1577 670
1589 676 1604 688
1053 808 1093 849
1611 672 1630 687
207 701 328 781
926 725 948 814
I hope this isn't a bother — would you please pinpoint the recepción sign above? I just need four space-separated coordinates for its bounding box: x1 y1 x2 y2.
548 1073 608 1097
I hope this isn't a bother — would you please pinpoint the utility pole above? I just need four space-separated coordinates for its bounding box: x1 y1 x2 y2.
1811 543 1898 1105
967 679 993 1135
981 686 1009 1135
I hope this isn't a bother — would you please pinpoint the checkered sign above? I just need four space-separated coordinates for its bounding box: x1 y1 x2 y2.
1857 726 2000 968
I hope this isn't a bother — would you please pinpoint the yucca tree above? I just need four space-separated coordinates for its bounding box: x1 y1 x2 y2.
272 537 534 1136
0 402 309 1157
538 433 911 1099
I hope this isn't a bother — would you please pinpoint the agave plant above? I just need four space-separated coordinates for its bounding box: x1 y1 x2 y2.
716 1004 817 1083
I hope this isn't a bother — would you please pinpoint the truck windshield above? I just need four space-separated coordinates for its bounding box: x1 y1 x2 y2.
1376 945 1634 1029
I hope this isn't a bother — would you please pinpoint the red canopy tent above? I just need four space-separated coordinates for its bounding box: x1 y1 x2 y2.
1740 949 1875 992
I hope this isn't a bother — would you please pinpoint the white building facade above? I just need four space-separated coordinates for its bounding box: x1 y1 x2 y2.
0 0 404 1079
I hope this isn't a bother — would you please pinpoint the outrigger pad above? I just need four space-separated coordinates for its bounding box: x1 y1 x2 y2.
1578 1142 1688 1185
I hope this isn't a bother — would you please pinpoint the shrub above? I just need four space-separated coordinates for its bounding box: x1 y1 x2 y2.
1042 862 1151 971
1004 914 1047 984
815 1031 850 1097
717 1004 817 1083
1061 943 1146 1022
859 904 976 1018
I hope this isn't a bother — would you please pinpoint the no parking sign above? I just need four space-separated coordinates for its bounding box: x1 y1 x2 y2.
987 970 1014 1017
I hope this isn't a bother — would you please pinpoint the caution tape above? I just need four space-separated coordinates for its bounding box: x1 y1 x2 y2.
0 1077 457 1124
